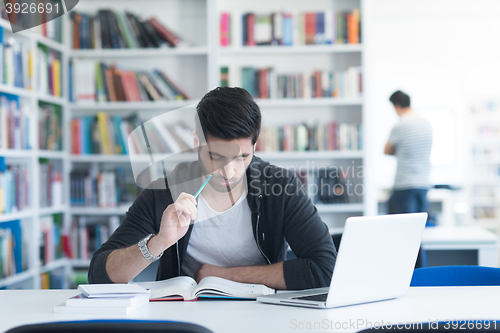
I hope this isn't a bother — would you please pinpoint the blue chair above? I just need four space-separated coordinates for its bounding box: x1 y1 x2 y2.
5 320 214 333
410 265 500 287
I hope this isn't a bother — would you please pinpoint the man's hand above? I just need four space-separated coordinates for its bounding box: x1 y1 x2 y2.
195 263 225 283
151 192 198 254
384 141 396 155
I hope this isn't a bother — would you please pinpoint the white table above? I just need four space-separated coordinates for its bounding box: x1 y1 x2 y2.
1 287 500 333
422 227 499 267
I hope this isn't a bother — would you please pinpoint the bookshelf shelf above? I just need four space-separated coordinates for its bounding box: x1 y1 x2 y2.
39 258 69 274
71 259 91 267
316 204 364 213
0 210 34 223
0 269 36 288
254 98 363 107
0 149 34 158
0 84 34 98
39 206 68 216
70 47 209 59
71 206 131 216
219 44 363 55
36 94 66 105
37 150 67 159
36 36 66 53
70 100 198 111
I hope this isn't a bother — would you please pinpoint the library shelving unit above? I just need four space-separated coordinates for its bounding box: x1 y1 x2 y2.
467 102 500 233
1 0 373 287
0 17 71 289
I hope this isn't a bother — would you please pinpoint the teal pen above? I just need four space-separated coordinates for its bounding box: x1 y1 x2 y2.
194 174 212 198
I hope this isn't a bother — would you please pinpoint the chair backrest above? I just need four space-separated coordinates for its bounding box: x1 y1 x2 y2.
5 320 214 333
410 265 500 287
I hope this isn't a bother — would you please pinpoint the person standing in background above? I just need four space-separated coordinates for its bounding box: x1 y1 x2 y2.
384 90 433 215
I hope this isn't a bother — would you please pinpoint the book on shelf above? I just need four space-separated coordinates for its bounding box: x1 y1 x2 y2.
71 9 184 49
41 270 67 289
37 45 61 98
0 157 29 214
232 9 360 47
71 61 189 103
0 28 33 89
0 219 28 278
234 66 362 99
136 276 275 301
71 113 194 156
39 213 67 266
38 158 63 208
0 3 63 42
70 165 140 208
70 215 120 261
0 94 33 150
39 102 62 151
255 122 362 152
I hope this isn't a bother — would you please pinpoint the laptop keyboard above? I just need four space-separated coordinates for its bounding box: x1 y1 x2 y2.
291 293 328 302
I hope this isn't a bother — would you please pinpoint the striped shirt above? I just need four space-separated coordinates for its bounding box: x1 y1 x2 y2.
388 113 433 190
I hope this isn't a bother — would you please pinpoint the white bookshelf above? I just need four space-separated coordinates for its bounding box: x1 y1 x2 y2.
467 102 500 233
2 0 371 288
0 15 71 289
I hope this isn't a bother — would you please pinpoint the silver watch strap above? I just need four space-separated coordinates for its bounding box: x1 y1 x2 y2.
138 234 163 263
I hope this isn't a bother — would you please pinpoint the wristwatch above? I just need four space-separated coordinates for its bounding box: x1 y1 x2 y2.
138 234 163 263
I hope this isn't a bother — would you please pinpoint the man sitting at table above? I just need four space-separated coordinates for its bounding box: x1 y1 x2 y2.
88 87 337 290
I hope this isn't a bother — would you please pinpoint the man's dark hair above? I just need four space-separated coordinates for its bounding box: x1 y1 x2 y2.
389 90 411 108
196 87 261 144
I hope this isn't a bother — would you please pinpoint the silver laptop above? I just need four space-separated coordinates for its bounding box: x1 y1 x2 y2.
257 213 427 308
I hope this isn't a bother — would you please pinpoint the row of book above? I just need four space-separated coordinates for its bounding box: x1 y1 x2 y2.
39 158 63 208
0 158 29 214
70 166 141 208
37 45 62 98
39 103 62 151
222 9 360 47
255 122 362 152
0 94 32 150
471 101 500 115
473 207 497 220
71 10 183 49
41 270 66 289
70 61 189 103
0 1 63 42
39 213 66 266
0 27 32 89
232 66 362 99
472 145 500 159
285 168 362 205
0 220 27 278
71 113 193 156
70 216 120 260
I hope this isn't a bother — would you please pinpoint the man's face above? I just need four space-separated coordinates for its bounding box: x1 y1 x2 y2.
195 133 254 193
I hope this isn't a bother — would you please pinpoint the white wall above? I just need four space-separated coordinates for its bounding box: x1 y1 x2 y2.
364 0 500 192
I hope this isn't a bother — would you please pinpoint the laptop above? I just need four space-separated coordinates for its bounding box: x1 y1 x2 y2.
257 213 427 308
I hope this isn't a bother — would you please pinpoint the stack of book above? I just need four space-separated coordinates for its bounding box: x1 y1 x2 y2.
70 61 189 103
0 157 29 214
0 95 32 150
54 284 150 314
235 66 362 99
71 10 183 49
1 28 33 89
220 9 360 46
37 45 62 97
256 122 362 152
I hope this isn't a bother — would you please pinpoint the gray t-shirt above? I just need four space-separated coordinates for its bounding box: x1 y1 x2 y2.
181 190 267 278
388 113 433 190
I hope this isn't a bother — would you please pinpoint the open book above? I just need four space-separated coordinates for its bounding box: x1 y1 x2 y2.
136 276 275 301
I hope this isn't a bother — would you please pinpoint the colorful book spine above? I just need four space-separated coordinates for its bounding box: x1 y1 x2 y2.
0 220 27 277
